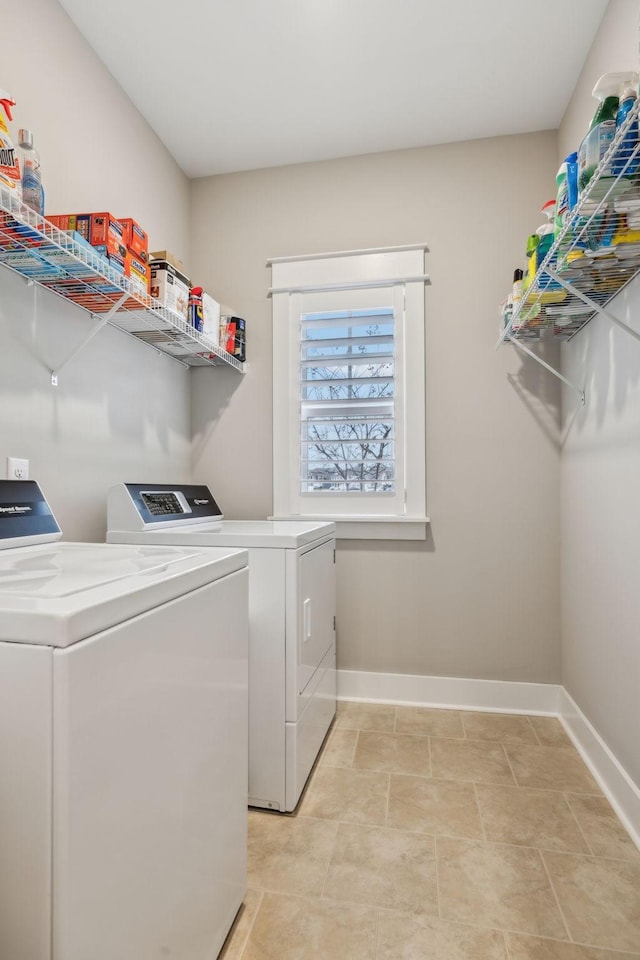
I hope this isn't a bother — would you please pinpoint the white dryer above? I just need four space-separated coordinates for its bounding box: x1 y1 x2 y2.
108 482 336 812
0 481 249 960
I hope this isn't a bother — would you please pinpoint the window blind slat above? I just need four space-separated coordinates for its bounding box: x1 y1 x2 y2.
302 334 394 349
301 354 393 370
301 375 393 388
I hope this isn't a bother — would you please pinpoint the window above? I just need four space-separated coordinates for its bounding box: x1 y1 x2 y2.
270 246 429 539
301 305 395 494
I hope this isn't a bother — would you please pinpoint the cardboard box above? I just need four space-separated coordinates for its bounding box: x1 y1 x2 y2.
150 249 186 274
128 253 150 296
47 214 78 232
119 217 149 262
91 231 127 263
99 253 126 276
150 259 190 320
46 214 125 259
86 213 123 247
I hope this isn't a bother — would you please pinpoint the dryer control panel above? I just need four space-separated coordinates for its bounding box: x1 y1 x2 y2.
108 483 223 531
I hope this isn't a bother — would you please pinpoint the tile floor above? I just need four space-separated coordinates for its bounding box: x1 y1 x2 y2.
220 702 640 959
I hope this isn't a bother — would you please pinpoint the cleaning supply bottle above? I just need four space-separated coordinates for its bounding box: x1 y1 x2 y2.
530 200 566 302
512 268 524 309
535 200 556 264
554 152 578 236
611 77 639 177
0 90 21 203
189 286 204 331
578 72 637 197
18 129 44 215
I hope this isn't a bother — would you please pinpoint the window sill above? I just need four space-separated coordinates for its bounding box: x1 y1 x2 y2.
268 516 430 540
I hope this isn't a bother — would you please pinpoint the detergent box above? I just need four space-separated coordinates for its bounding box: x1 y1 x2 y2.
149 258 190 320
119 217 148 262
128 252 150 296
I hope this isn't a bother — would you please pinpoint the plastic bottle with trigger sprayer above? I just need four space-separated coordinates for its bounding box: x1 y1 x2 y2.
612 77 639 177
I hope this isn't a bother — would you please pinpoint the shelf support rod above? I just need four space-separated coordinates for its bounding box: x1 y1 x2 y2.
505 334 585 404
545 268 640 343
50 291 129 386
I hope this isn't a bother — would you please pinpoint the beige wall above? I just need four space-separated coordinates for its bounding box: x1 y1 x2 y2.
559 0 640 784
190 131 562 681
0 0 192 540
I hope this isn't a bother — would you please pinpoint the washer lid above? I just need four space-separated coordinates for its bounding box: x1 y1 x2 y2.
0 542 248 646
109 519 336 549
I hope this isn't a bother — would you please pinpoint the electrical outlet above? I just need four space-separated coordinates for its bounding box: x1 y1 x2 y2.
7 457 29 480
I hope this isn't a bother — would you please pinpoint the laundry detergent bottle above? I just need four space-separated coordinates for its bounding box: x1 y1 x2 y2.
0 90 22 203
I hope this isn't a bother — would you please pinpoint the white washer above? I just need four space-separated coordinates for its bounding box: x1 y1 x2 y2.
0 481 249 960
108 482 336 812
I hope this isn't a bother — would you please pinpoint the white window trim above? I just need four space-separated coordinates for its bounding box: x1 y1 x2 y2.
269 245 430 540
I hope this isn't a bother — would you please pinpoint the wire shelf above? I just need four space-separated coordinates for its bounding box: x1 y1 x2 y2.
0 188 246 372
499 98 640 345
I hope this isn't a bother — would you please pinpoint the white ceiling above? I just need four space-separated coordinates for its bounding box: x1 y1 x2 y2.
57 0 608 178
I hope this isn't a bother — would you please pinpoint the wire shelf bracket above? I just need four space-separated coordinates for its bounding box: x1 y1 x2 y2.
50 292 129 385
545 266 640 343
504 332 585 404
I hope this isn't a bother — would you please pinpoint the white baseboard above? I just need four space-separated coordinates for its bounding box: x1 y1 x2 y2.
558 688 640 850
337 669 640 850
337 669 562 715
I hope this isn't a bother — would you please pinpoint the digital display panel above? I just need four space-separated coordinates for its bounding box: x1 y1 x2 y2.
141 492 185 517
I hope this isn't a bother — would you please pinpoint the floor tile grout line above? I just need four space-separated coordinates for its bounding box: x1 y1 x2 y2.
384 772 391 827
563 790 597 857
318 819 340 901
434 835 443 921
502 928 513 960
500 925 640 956
350 729 360 768
538 847 573 944
471 781 488 842
500 740 520 787
460 711 469 740
525 715 542 747
235 889 264 960
422 830 640 860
